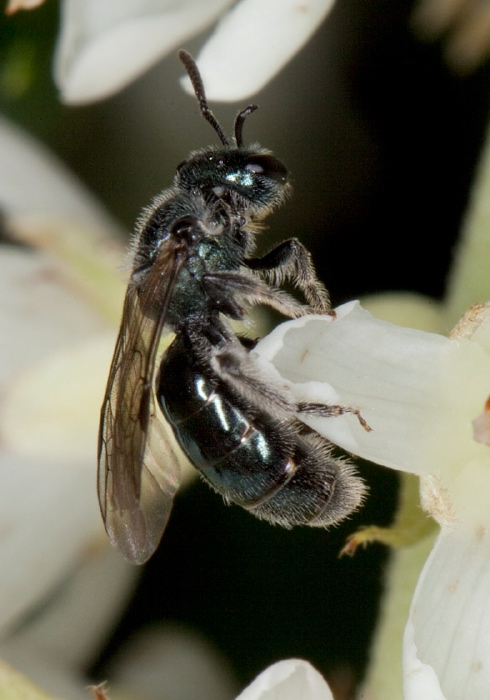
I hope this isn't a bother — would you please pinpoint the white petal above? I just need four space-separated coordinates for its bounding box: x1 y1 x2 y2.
0 452 101 636
2 334 114 462
0 249 112 634
191 0 336 101
403 619 447 700
55 0 235 104
0 248 108 386
110 624 237 700
403 518 490 700
254 302 490 478
236 659 334 700
2 548 136 670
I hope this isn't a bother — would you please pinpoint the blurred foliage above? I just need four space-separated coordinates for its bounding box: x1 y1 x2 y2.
0 2 60 129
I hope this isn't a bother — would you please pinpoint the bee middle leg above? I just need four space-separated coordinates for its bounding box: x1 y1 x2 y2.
202 271 308 319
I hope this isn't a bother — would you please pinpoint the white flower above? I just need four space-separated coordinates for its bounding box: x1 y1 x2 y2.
51 0 336 104
254 300 490 699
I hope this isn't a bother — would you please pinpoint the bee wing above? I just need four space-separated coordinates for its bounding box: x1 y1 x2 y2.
98 240 187 564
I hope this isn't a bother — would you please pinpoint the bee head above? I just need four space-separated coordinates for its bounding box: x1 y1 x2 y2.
177 50 290 213
175 146 289 212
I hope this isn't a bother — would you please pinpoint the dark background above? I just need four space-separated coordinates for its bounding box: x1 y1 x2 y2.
1 0 489 696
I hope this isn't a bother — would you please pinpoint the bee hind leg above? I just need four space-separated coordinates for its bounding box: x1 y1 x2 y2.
297 402 372 432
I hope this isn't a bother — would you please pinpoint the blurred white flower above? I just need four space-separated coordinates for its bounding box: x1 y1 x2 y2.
254 300 490 699
107 623 238 700
0 114 138 697
0 546 136 700
0 111 130 636
51 0 336 104
0 247 116 634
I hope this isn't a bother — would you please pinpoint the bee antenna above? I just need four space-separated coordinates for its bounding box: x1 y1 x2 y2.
178 50 229 147
234 104 259 148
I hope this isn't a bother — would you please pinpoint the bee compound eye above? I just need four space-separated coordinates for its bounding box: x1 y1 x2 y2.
244 154 288 183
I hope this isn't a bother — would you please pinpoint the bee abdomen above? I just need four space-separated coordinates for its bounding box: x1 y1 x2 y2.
157 339 365 529
245 435 365 529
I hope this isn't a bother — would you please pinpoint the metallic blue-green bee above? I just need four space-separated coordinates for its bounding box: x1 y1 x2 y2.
98 50 366 565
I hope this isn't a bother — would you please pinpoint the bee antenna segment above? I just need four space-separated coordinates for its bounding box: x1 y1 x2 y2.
178 49 229 147
234 105 259 148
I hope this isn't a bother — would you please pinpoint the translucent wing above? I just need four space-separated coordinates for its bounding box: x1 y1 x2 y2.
98 238 187 564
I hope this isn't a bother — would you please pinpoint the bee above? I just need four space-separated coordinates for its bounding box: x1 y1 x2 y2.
98 50 368 565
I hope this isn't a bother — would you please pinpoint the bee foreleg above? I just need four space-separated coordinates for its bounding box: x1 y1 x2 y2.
245 238 331 314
